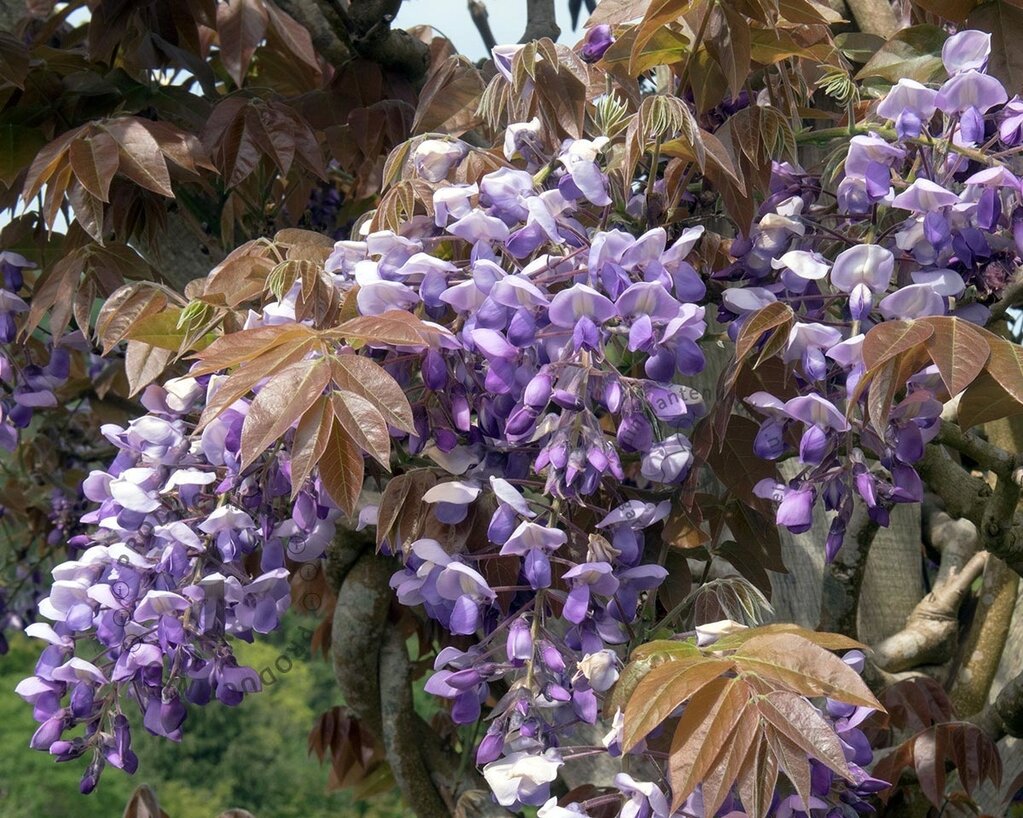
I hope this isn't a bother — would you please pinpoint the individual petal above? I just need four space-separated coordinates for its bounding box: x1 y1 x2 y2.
771 250 830 280
942 30 991 75
830 244 894 293
548 284 617 327
936 70 1008 114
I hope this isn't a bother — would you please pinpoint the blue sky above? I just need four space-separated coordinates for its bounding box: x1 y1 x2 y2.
393 0 591 60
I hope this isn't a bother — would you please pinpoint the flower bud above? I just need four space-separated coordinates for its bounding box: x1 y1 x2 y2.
581 24 614 63
413 139 468 182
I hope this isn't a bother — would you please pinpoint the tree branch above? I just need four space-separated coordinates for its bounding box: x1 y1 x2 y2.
519 0 560 43
971 668 1023 741
818 502 878 638
950 556 1019 716
468 0 497 53
347 0 431 79
935 420 1016 480
871 550 988 673
988 272 1023 323
843 0 899 37
917 444 1023 577
274 0 352 68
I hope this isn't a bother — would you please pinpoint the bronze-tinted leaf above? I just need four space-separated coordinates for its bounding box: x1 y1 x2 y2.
866 353 904 436
623 657 732 752
240 357 330 469
291 396 335 494
710 4 752 98
329 355 415 433
264 2 322 79
103 118 174 197
880 676 955 734
602 24 690 76
22 125 85 202
705 415 776 506
125 340 174 396
330 390 391 468
375 469 437 551
336 310 450 350
412 56 485 136
862 319 934 370
67 179 105 243
196 338 318 430
763 725 812 809
734 632 882 709
856 24 947 83
216 0 269 87
957 368 1023 430
631 0 697 72
984 336 1023 405
734 302 794 365
24 249 85 338
712 623 864 652
737 737 778 818
318 418 365 517
758 690 852 780
125 309 188 350
68 131 119 202
919 316 991 397
191 323 317 376
668 677 748 810
699 700 759 818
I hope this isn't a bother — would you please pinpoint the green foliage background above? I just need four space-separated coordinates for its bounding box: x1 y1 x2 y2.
0 614 403 818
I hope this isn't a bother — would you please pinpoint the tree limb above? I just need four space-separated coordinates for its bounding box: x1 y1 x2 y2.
871 550 988 673
843 0 899 37
917 444 1023 578
274 0 352 68
818 502 878 638
950 556 1019 716
346 0 431 79
468 0 497 53
988 272 1023 323
935 420 1016 480
519 0 560 43
971 668 1023 741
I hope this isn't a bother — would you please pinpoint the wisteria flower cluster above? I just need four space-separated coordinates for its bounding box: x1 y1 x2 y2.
721 30 1023 559
16 22 1023 818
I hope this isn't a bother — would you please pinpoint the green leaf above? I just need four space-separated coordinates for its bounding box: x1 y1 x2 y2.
857 25 948 83
124 309 188 350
